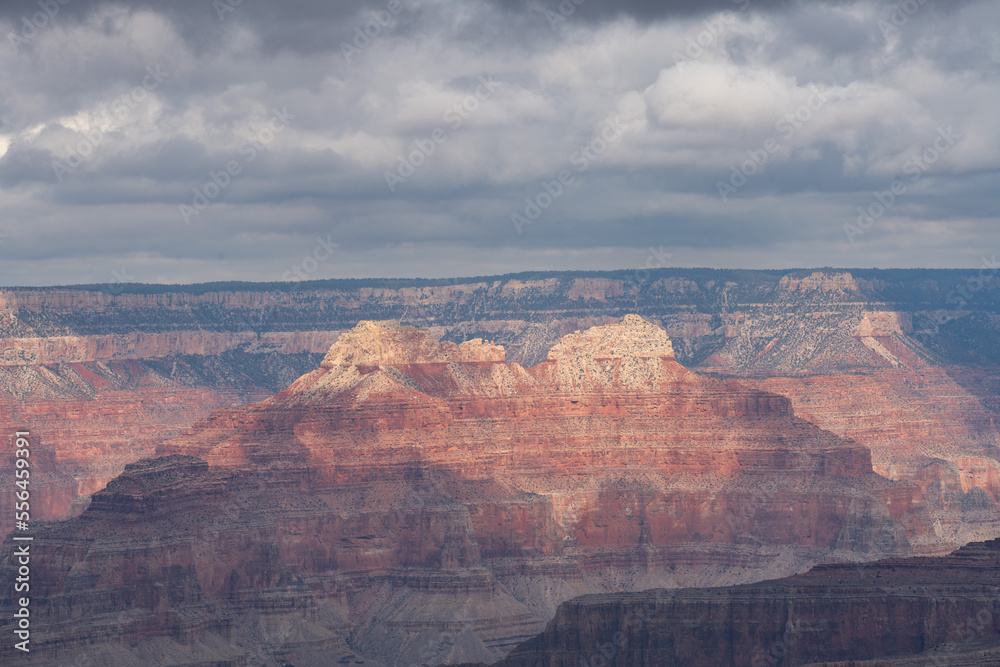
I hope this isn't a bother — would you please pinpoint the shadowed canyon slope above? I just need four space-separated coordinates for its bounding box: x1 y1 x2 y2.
477 537 1000 667
0 316 963 666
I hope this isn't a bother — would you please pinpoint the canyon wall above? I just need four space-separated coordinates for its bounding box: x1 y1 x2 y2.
0 317 966 666
0 330 337 365
4 269 998 538
0 271 998 665
0 349 328 533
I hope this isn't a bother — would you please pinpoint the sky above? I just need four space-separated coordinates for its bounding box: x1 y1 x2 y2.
0 0 997 286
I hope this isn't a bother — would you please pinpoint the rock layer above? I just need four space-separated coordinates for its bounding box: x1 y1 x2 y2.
3 270 999 540
0 350 326 533
0 317 951 666
482 538 1000 667
2 270 1000 664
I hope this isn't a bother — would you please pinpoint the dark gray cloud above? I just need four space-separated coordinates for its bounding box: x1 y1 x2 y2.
493 0 790 23
0 0 390 54
0 145 54 187
492 0 974 24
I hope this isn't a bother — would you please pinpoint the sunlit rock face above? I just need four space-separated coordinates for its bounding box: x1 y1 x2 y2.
320 319 506 368
2 315 960 666
3 271 1000 543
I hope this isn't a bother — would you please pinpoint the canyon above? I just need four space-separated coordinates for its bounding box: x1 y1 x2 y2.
3 270 999 534
1 269 998 664
2 315 981 665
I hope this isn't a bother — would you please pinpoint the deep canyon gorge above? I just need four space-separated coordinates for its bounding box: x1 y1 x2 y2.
1 269 999 665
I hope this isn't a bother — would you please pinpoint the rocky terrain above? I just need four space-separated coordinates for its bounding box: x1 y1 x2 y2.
1 270 998 664
0 341 332 533
1 316 971 666
2 269 999 537
476 537 1000 667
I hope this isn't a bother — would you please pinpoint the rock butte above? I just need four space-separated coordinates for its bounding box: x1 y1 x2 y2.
4 316 995 665
3 272 999 546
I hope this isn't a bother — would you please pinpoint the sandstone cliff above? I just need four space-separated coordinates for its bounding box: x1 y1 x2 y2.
0 348 327 533
3 270 999 541
0 316 956 666
1 272 999 664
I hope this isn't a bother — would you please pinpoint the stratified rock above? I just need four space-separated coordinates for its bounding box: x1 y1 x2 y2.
0 349 328 533
0 316 944 666
482 538 1000 667
3 270 999 547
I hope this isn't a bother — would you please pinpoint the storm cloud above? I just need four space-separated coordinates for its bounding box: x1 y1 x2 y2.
0 0 997 285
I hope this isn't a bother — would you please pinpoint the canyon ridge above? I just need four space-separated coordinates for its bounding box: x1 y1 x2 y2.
1 269 999 664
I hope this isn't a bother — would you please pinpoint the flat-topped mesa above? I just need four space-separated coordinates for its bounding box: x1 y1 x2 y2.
488 538 1000 667
320 320 505 369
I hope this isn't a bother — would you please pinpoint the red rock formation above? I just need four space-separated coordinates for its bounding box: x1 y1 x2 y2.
0 316 951 665
0 349 326 533
4 274 998 559
757 368 1000 548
